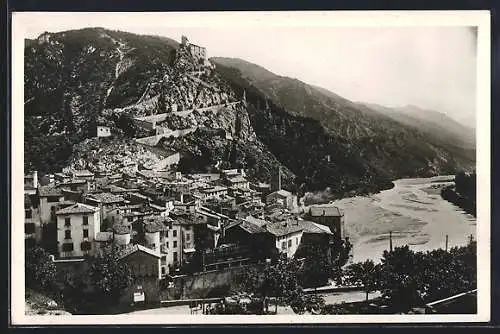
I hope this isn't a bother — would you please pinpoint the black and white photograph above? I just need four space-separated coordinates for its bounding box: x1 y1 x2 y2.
10 11 490 324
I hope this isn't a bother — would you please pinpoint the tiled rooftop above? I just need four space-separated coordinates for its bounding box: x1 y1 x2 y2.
72 169 94 176
38 185 63 197
265 219 303 237
299 220 333 235
228 176 247 183
239 220 267 234
117 244 161 260
86 192 125 204
309 204 343 217
113 223 132 235
56 203 99 215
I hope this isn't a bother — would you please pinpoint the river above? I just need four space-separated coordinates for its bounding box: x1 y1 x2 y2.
331 176 477 263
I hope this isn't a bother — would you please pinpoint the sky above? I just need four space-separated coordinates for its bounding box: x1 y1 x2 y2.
15 12 481 127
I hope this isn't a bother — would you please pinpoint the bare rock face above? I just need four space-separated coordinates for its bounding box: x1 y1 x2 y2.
26 28 291 187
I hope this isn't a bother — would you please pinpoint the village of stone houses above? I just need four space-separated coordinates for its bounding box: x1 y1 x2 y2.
22 29 478 317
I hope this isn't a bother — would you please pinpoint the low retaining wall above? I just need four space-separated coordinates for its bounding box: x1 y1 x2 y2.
135 128 197 146
135 102 240 124
304 285 364 294
159 266 247 301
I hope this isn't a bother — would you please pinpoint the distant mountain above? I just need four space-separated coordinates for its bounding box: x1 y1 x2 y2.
458 114 477 130
212 57 476 191
362 103 476 150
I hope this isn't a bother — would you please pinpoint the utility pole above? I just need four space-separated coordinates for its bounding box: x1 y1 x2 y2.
445 234 449 252
389 231 393 252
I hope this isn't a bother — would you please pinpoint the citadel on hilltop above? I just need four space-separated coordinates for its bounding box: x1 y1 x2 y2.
181 35 207 61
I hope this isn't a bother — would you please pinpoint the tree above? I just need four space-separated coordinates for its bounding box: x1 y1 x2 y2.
379 246 426 312
420 240 476 302
88 246 133 304
331 237 353 285
25 246 57 291
237 254 325 314
344 260 381 301
297 244 332 288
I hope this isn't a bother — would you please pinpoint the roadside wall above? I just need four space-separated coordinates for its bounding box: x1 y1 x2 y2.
159 266 248 300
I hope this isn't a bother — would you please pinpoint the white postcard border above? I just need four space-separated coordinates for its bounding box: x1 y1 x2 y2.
11 10 491 325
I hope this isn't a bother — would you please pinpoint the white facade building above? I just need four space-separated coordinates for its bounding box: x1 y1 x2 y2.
97 126 111 137
55 203 100 258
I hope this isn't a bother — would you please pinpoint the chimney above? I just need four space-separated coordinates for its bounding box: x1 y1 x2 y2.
33 171 38 189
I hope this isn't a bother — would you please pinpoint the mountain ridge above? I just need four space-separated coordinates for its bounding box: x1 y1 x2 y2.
24 28 475 200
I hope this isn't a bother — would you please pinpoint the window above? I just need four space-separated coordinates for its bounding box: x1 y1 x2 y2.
83 216 89 225
173 241 177 248
173 252 178 262
65 230 71 240
62 243 74 252
161 267 166 275
25 209 32 219
25 223 35 234
166 242 169 248
186 234 191 242
83 229 89 238
81 241 91 251
47 196 60 203
166 230 169 238
128 217 133 222
173 230 177 237
288 240 292 248
64 217 71 226
282 241 286 250
296 237 298 245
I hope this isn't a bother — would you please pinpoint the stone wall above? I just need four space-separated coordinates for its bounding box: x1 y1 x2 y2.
159 266 248 301
134 128 197 147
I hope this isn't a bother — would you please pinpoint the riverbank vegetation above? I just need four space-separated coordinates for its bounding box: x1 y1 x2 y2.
441 171 476 217
230 239 476 315
326 240 476 314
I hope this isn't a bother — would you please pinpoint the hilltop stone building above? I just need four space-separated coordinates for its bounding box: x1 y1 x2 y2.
181 35 207 61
